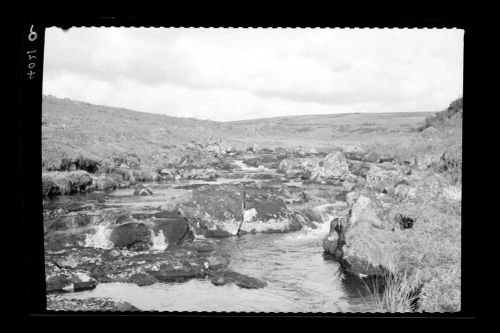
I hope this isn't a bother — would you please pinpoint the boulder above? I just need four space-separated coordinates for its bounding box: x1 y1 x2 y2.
109 223 151 249
415 154 440 170
365 163 409 193
278 152 352 184
343 146 366 161
45 263 98 293
239 189 303 234
211 270 267 289
309 151 350 183
277 158 319 179
323 192 399 277
152 217 194 246
179 185 244 237
363 151 381 163
347 160 371 178
179 185 305 237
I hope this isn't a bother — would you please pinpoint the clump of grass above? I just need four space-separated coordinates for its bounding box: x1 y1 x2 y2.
360 269 422 313
42 170 92 196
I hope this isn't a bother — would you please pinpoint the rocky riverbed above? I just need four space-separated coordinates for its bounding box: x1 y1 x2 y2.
43 146 461 312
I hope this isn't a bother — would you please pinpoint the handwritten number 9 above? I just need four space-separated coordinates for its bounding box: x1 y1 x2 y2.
28 25 37 42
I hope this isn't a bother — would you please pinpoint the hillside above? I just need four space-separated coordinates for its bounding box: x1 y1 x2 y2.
42 95 433 171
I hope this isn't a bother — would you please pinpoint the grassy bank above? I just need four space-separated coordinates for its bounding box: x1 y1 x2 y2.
361 98 462 312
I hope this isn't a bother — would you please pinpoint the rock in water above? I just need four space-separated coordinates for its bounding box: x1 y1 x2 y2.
210 270 267 289
152 216 194 246
179 184 305 237
179 185 244 237
323 192 399 277
109 223 151 250
133 184 154 196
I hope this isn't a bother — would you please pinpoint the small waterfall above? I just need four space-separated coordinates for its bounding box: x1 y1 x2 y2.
84 224 114 249
150 230 168 251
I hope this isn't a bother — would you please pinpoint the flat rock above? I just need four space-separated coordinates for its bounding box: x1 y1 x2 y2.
211 270 267 289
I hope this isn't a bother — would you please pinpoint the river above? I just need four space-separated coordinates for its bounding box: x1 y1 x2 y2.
45 161 379 312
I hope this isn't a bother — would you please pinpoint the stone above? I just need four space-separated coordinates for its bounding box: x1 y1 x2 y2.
45 263 98 293
109 223 151 249
343 146 366 161
415 154 440 170
366 163 408 193
179 185 244 237
309 151 350 183
322 192 399 277
152 217 194 246
278 152 352 184
210 270 267 289
47 295 141 312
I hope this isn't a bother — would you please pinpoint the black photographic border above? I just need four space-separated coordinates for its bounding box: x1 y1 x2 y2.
16 12 477 322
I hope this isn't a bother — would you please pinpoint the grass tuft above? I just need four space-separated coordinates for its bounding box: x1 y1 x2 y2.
360 269 422 313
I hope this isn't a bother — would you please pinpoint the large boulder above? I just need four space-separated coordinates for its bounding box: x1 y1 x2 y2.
179 185 244 237
109 223 152 250
179 185 306 237
323 192 399 277
151 217 194 247
365 162 410 193
278 151 352 184
239 188 303 234
309 151 350 183
277 158 320 179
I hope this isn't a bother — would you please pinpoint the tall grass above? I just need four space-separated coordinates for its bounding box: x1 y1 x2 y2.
360 269 421 313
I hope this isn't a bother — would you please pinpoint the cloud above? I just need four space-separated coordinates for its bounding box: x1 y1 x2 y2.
43 28 464 121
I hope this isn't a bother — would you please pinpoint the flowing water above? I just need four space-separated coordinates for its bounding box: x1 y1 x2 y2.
54 222 375 312
46 160 378 312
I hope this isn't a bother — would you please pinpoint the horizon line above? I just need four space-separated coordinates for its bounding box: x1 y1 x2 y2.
42 94 437 123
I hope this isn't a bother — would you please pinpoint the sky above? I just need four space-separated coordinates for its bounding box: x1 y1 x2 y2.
43 28 464 122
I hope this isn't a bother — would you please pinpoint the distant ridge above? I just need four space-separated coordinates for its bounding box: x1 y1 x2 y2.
42 95 433 170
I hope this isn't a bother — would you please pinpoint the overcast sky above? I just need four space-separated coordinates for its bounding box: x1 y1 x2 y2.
43 28 463 122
